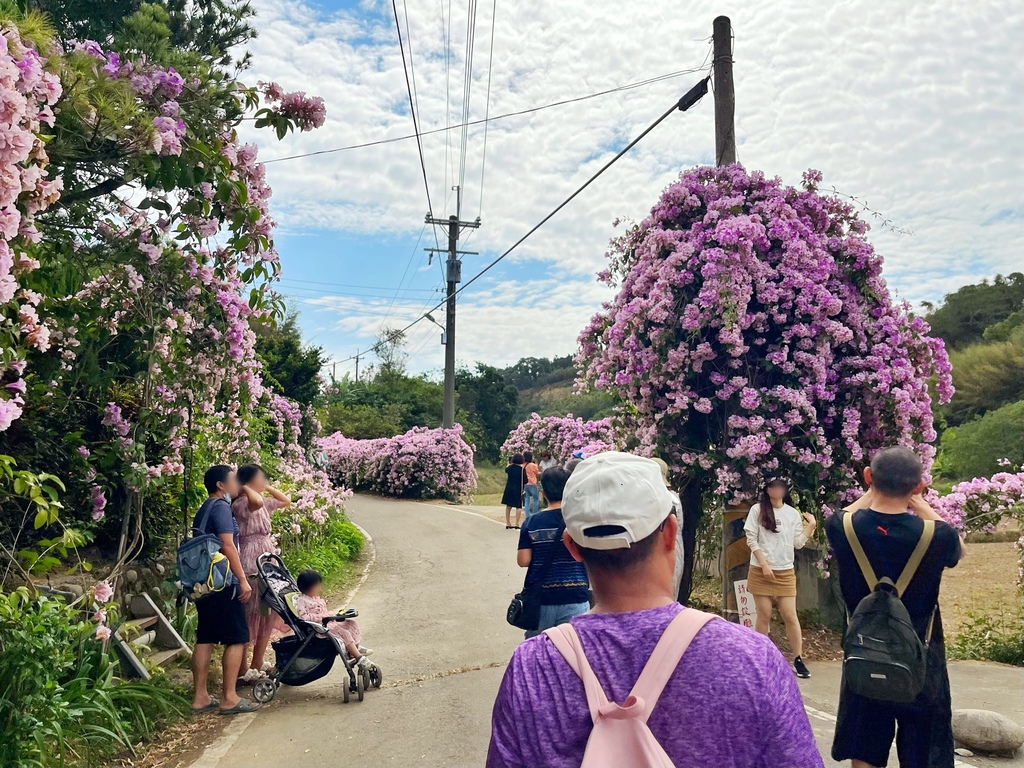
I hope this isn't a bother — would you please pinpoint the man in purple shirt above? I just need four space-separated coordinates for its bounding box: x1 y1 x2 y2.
487 452 823 768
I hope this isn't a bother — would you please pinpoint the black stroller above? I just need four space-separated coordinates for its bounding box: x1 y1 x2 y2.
252 553 382 704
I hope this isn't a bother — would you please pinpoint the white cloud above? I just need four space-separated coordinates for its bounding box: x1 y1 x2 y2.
240 0 1024 372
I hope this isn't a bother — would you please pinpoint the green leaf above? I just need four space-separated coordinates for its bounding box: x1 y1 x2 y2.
33 510 47 529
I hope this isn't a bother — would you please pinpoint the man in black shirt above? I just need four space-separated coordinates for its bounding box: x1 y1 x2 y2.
825 447 964 768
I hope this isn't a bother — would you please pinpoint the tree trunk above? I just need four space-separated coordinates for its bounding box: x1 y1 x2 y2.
676 480 703 605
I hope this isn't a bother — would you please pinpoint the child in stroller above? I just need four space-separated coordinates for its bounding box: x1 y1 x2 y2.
295 570 373 669
253 553 382 704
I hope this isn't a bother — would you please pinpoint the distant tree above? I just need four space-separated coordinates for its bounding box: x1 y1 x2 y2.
983 310 1024 343
937 400 1024 481
373 327 408 375
924 272 1024 349
456 364 519 462
254 313 325 406
323 403 405 440
944 326 1024 426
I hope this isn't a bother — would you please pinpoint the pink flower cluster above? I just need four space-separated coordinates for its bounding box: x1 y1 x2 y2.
322 425 477 501
259 81 326 131
500 413 619 462
73 40 186 156
0 26 63 431
578 166 953 509
927 471 1024 591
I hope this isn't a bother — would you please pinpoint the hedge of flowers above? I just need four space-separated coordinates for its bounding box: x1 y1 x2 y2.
500 414 619 462
927 469 1024 590
578 166 953 514
321 425 477 501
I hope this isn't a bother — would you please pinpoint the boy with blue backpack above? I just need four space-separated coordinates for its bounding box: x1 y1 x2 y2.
189 465 260 715
826 447 964 768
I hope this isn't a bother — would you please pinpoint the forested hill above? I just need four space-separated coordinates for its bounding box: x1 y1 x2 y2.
499 355 614 422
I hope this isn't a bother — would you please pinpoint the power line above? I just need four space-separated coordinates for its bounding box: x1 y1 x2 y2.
458 0 479 210
376 221 428 334
279 277 438 293
321 79 709 369
477 0 497 217
391 0 434 217
264 66 711 165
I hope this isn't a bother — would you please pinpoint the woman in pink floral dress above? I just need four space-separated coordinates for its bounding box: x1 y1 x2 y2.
232 464 291 683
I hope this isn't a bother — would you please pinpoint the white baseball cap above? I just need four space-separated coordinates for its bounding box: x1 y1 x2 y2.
562 452 676 550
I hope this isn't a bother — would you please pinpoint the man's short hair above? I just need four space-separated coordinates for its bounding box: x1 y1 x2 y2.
870 447 923 497
564 458 582 475
541 467 570 502
577 516 669 573
204 465 233 495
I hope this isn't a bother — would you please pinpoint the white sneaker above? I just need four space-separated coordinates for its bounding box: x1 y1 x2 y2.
355 656 372 670
241 668 265 683
358 646 374 656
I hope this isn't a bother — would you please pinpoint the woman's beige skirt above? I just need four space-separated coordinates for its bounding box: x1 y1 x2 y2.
746 565 797 597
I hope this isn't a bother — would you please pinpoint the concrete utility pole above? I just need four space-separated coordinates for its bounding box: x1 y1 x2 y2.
426 192 480 428
713 15 736 166
354 351 360 383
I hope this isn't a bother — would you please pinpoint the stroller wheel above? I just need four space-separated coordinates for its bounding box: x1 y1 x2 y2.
342 678 350 703
252 678 276 704
361 668 371 692
369 665 383 689
356 670 365 702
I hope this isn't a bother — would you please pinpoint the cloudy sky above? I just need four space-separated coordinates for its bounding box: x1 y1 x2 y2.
239 0 1024 378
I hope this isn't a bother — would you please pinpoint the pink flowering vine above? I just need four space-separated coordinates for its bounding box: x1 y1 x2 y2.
578 166 953 515
0 24 63 431
322 425 477 501
501 414 619 463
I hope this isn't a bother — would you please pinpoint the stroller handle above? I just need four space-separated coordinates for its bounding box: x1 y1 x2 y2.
256 552 286 571
322 609 358 625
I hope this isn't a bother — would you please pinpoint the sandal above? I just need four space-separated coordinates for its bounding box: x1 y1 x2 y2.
192 698 219 714
219 698 260 715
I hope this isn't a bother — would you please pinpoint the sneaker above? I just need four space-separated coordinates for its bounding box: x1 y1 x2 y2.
355 655 372 670
358 646 374 656
240 667 265 684
794 656 811 679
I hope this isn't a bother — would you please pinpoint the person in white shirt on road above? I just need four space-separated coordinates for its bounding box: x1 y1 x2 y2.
743 475 816 678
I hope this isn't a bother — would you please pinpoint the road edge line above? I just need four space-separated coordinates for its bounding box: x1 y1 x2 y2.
187 519 376 768
420 502 506 526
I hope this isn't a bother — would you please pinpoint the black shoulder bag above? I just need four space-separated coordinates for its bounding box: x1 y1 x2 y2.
506 524 565 631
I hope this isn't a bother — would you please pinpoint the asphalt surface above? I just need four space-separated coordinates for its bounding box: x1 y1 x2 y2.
178 497 1024 768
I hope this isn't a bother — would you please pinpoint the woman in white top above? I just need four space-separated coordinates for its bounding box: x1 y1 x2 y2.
743 475 816 678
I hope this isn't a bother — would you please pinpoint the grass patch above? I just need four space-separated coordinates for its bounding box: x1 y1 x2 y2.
472 463 508 506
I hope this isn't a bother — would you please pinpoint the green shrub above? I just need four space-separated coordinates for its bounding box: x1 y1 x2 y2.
0 589 185 767
279 514 364 591
937 400 1024 481
943 327 1024 426
947 610 1024 666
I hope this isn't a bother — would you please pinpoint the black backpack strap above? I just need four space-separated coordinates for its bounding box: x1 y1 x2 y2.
841 511 878 588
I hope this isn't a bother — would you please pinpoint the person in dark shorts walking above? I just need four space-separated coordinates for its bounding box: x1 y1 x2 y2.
190 465 260 716
826 447 964 768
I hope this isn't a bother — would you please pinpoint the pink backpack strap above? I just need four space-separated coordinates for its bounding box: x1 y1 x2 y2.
629 609 717 722
544 623 608 723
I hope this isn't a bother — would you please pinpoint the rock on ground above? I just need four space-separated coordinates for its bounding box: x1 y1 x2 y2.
952 708 1024 754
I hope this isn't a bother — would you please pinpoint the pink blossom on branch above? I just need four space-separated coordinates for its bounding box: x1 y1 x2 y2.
577 165 953 511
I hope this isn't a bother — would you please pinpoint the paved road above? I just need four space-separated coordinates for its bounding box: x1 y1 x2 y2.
178 497 1023 768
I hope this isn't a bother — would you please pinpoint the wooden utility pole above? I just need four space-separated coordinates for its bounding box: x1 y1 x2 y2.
713 15 736 166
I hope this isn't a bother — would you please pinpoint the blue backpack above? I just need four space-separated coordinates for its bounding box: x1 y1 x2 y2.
177 500 235 601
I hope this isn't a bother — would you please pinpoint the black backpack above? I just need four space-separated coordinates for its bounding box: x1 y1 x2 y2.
841 512 936 704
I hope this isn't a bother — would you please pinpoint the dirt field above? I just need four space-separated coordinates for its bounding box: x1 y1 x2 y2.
940 541 1022 638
